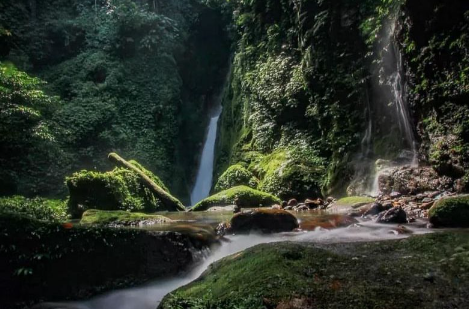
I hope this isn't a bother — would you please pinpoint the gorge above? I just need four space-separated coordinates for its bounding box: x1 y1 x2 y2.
1 0 469 308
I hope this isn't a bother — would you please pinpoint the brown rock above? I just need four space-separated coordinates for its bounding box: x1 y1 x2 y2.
230 209 299 233
287 199 298 206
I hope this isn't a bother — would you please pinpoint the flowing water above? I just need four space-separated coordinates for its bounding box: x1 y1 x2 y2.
354 18 419 196
190 107 222 206
36 211 431 309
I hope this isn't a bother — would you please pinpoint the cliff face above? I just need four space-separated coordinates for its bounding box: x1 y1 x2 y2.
214 0 469 198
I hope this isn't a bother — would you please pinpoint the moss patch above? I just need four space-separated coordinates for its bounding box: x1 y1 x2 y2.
336 196 374 206
214 164 259 192
191 186 281 211
429 195 469 227
161 232 469 309
80 209 171 226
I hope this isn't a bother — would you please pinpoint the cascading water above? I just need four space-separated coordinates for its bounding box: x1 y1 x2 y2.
190 65 231 206
190 107 222 206
352 17 419 196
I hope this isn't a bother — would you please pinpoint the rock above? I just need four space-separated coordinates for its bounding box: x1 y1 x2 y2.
376 207 407 224
378 166 454 195
429 195 469 227
421 197 433 203
390 191 402 198
299 214 358 230
326 196 335 203
271 204 282 210
296 204 309 211
363 202 391 216
229 209 299 233
287 198 298 206
305 198 324 209
284 206 293 210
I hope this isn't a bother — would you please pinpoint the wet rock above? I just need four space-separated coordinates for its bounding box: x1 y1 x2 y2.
305 198 322 209
271 204 282 210
363 202 391 216
296 204 309 211
419 202 434 210
287 199 298 206
378 166 454 195
422 197 433 203
299 214 358 230
376 207 407 224
390 191 402 199
229 209 299 233
284 206 293 210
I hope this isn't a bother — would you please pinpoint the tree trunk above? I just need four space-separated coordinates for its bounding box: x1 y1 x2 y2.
108 152 185 211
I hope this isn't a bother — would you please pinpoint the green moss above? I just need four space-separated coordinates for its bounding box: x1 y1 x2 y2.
336 196 374 206
214 164 259 192
191 186 281 211
80 209 171 226
0 196 67 222
66 160 182 218
429 195 469 227
161 232 469 309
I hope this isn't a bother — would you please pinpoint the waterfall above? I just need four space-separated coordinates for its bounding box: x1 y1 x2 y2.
190 106 222 206
190 64 232 206
352 17 419 196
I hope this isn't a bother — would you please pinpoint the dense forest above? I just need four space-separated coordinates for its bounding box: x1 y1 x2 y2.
1 0 468 308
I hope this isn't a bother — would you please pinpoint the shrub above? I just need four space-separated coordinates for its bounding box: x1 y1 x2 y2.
0 196 67 222
214 164 259 192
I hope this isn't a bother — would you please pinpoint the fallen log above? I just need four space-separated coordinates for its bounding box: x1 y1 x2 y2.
108 152 185 211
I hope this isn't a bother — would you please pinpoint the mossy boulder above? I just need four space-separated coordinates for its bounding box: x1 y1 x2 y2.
429 195 469 227
191 186 281 211
66 161 183 218
161 232 469 309
80 209 171 226
214 164 259 192
229 209 299 233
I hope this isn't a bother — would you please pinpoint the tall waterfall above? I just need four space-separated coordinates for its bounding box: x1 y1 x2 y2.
190 106 222 206
352 17 419 196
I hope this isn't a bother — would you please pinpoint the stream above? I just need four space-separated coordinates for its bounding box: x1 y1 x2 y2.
37 211 432 309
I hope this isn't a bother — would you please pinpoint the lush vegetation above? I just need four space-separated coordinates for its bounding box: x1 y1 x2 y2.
191 185 281 211
429 195 469 227
0 196 68 222
0 0 231 201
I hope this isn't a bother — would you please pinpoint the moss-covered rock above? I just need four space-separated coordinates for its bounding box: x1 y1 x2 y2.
429 195 469 227
0 212 212 308
66 161 183 218
229 209 298 233
80 209 171 226
0 196 68 222
214 164 259 192
161 232 469 309
336 196 375 206
191 186 281 211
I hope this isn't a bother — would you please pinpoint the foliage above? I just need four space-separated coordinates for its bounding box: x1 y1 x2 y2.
214 164 258 192
0 62 69 196
0 196 68 222
80 209 170 225
66 160 180 218
191 185 281 211
429 195 469 227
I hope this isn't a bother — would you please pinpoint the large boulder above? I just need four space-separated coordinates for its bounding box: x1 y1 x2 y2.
229 209 298 233
66 159 184 218
191 186 281 211
378 166 454 195
429 195 469 227
376 207 407 224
